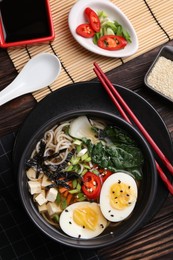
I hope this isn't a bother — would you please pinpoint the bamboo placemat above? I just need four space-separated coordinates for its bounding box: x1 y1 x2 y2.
7 0 173 102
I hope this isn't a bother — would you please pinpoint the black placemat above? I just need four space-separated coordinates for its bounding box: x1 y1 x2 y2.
0 132 100 260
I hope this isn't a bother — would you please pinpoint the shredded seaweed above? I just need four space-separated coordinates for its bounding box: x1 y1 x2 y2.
25 141 80 188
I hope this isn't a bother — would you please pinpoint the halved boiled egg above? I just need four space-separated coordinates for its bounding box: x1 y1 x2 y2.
100 172 138 222
59 201 108 239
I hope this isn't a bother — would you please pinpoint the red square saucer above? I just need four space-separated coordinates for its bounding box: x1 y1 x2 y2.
0 0 55 48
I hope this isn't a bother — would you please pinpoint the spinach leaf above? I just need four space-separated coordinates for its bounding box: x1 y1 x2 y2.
104 126 136 145
83 126 144 181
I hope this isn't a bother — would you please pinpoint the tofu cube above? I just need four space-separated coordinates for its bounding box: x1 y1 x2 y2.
26 168 36 180
40 189 46 197
28 181 41 195
41 175 52 187
47 202 62 216
35 193 47 206
46 188 58 202
38 204 47 213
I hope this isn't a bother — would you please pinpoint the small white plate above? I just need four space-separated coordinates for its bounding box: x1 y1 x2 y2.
68 0 138 58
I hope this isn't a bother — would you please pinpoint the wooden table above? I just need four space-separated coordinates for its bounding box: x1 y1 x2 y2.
1 41 173 259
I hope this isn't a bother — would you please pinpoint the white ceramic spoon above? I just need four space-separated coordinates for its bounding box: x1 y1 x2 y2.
0 53 61 106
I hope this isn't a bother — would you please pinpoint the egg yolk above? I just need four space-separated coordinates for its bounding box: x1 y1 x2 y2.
73 206 98 230
110 181 136 210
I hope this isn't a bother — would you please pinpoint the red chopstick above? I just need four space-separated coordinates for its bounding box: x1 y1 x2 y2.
93 62 173 195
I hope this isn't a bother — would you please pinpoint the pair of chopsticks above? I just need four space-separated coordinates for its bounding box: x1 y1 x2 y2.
93 62 173 195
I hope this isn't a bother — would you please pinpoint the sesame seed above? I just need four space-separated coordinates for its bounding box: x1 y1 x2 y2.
100 224 104 228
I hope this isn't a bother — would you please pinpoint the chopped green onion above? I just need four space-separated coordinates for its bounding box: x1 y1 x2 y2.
97 10 108 19
76 182 81 191
61 197 67 210
83 164 91 169
122 28 131 43
76 192 84 198
73 139 82 145
76 145 82 153
81 153 89 161
73 164 81 173
103 21 117 32
70 155 80 165
85 156 91 162
72 179 77 189
69 189 79 194
116 25 123 36
81 169 88 175
105 27 115 35
92 169 100 175
65 164 73 171
77 196 86 201
53 214 59 223
56 193 61 204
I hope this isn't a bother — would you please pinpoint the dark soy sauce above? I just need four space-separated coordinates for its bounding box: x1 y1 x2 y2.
0 0 51 42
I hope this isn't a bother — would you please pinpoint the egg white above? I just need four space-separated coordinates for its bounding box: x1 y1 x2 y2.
100 172 138 222
59 201 108 239
59 201 107 239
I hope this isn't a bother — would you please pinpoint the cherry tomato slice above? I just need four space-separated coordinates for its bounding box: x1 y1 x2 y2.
99 169 112 183
76 23 95 38
98 35 127 50
84 7 100 32
82 172 101 200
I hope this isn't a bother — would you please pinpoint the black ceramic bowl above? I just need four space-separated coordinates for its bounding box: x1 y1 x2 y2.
144 45 173 103
17 110 157 248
